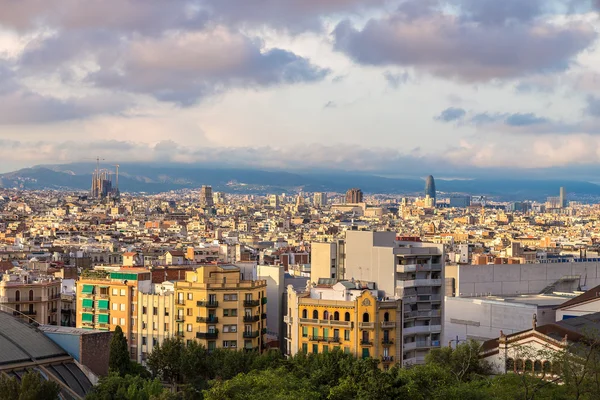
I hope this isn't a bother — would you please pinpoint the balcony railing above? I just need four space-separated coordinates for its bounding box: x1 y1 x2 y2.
243 315 260 322
403 325 442 335
404 310 441 319
243 300 260 307
298 318 353 328
196 330 219 339
244 346 259 352
397 279 442 289
176 315 185 322
13 310 37 316
382 339 394 346
360 339 373 346
381 321 396 328
359 322 374 329
243 330 260 338
177 299 186 305
381 356 394 363
308 336 341 343
175 331 185 337
261 313 267 320
197 301 219 308
197 316 219 323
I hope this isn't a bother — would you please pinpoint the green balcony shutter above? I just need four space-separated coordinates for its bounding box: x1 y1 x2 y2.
98 300 109 310
82 299 93 308
81 285 94 294
82 313 93 323
98 314 109 324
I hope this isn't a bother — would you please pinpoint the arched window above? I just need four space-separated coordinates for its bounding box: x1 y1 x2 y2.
302 309 307 318
534 360 542 373
384 312 389 322
312 310 318 319
29 290 34 301
334 311 339 321
15 290 20 301
344 312 350 321
525 359 533 372
516 359 524 372
362 313 370 323
543 361 552 374
506 358 514 372
323 310 329 320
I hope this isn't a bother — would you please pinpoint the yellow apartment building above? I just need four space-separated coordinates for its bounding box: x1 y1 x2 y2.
286 280 402 369
174 265 268 352
0 272 62 325
76 269 152 359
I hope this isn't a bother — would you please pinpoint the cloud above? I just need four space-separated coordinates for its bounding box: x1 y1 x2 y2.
586 95 600 117
332 1 596 82
382 71 410 89
435 107 466 122
505 113 550 126
323 101 337 109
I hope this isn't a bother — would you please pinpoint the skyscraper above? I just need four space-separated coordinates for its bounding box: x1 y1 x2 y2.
345 188 363 204
425 175 436 204
313 192 327 207
200 185 214 208
560 187 567 208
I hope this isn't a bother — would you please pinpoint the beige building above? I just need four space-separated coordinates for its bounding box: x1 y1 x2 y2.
0 271 62 325
136 282 176 364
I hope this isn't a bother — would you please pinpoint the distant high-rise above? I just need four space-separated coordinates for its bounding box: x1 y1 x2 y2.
269 194 280 209
90 158 114 198
560 187 567 208
425 175 436 204
313 192 327 207
199 185 214 207
345 188 363 204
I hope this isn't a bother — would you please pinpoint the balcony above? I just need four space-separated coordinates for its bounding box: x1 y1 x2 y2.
176 299 186 305
261 313 267 320
404 310 441 319
175 331 185 337
13 310 36 316
243 300 260 307
197 301 219 308
382 339 394 346
243 315 260 322
397 279 442 289
196 330 219 339
360 339 373 346
298 318 353 328
197 316 219 323
308 336 341 343
403 325 442 335
283 316 292 324
381 356 394 363
396 264 416 273
262 297 268 305
243 330 260 338
244 346 259 352
359 322 374 329
381 321 396 328
176 315 185 322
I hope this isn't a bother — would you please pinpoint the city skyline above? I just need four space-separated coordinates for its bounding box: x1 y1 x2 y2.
0 1 599 177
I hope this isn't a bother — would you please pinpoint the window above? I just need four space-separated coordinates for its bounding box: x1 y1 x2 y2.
112 288 118 296
153 322 157 330
344 312 350 321
362 348 370 359
187 324 193 332
142 337 147 345
323 345 329 353
223 340 237 348
208 342 216 351
142 322 147 329
344 347 350 354
384 312 389 322
312 310 318 319
223 309 238 317
187 308 193 316
334 329 339 339
120 304 126 311
302 327 308 337
334 311 339 321
164 323 169 331
224 294 238 301
112 317 118 325
323 310 329 320
112 303 118 310
362 313 370 323
312 327 318 337
302 343 308 353
223 325 238 333
323 328 329 339
165 308 169 316
142 306 147 315
15 290 20 301
312 344 318 354
187 293 193 300
344 330 350 341
120 289 126 296
153 338 157 346
120 318 125 325
153 307 158 315
245 293 253 301
302 309 307 318
29 290 33 301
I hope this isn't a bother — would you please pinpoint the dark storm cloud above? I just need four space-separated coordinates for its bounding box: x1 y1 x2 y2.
434 107 466 122
332 0 596 82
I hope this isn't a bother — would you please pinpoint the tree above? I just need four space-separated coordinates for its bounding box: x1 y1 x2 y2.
85 373 176 400
0 371 61 400
109 325 131 377
426 340 492 382
147 337 185 387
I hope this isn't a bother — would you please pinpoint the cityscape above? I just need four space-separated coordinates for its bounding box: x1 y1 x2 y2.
2 1 600 399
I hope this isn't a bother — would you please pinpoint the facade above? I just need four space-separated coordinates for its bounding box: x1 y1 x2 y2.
313 192 327 207
345 188 363 204
286 281 401 369
136 282 175 363
257 264 285 349
554 284 600 321
0 272 62 325
560 186 567 208
200 185 214 208
76 269 152 359
425 175 436 204
174 265 268 352
269 195 280 209
311 231 444 366
449 195 470 208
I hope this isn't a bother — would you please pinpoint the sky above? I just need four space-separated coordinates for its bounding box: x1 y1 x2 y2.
1 0 600 179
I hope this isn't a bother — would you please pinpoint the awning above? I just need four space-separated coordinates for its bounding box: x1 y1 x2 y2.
98 314 109 324
98 300 109 310
82 299 93 308
81 285 94 294
82 313 93 323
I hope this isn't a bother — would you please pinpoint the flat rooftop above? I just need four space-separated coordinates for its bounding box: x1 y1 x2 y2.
451 293 574 307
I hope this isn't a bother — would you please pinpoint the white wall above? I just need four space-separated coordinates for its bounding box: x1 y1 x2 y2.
257 265 284 342
556 298 600 321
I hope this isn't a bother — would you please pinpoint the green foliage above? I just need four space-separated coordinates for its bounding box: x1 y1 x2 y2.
0 371 61 400
425 339 492 382
85 373 175 400
109 326 131 377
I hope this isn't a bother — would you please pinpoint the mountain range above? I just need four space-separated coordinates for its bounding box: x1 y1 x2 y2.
0 162 597 201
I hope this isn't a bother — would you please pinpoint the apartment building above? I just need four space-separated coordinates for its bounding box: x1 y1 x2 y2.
76 269 152 359
174 265 268 352
136 282 175 363
286 280 401 369
311 231 444 366
0 271 62 325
